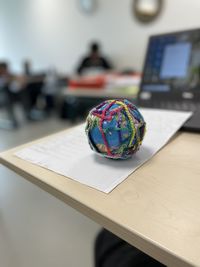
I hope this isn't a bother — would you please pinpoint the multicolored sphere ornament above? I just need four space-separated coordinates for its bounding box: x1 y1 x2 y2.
85 99 146 159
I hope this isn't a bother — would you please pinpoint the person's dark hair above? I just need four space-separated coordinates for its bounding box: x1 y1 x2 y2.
90 42 100 53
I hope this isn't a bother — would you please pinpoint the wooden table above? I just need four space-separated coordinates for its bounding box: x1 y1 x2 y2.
1 130 200 267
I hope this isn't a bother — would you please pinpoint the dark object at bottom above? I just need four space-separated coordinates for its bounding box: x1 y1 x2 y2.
95 229 166 267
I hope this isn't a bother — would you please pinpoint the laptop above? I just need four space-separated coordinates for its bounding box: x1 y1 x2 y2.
138 28 200 132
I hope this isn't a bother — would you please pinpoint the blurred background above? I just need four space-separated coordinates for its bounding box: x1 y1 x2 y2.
0 0 200 266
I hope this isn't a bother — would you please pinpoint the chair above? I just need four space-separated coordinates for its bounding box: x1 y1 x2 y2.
0 85 18 129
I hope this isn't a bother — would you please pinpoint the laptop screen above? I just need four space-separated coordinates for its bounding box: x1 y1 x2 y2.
141 29 200 92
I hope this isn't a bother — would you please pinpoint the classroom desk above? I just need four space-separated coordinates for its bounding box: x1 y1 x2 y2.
0 130 200 267
60 87 138 120
62 86 138 99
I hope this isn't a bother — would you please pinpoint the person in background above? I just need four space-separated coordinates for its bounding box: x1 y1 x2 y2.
23 59 32 76
0 62 10 88
77 42 112 75
0 61 28 127
21 60 46 118
42 67 58 112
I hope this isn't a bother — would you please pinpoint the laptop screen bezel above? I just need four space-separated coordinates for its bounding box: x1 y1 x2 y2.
139 28 200 100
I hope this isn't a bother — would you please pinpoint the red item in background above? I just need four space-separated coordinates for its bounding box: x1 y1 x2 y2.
69 76 105 90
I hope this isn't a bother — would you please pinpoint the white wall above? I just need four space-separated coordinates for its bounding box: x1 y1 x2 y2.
1 0 200 74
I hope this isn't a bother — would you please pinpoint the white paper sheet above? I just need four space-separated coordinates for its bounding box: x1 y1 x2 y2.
15 109 192 193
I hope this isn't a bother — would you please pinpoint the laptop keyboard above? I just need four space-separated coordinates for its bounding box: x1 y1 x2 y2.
141 101 200 112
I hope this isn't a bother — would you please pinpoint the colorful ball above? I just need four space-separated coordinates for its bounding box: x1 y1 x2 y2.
85 99 146 159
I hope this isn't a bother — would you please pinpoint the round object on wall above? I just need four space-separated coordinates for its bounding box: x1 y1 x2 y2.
79 0 97 14
85 99 146 160
133 0 164 23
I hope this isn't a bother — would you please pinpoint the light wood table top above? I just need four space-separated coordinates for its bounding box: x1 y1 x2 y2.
0 129 200 267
